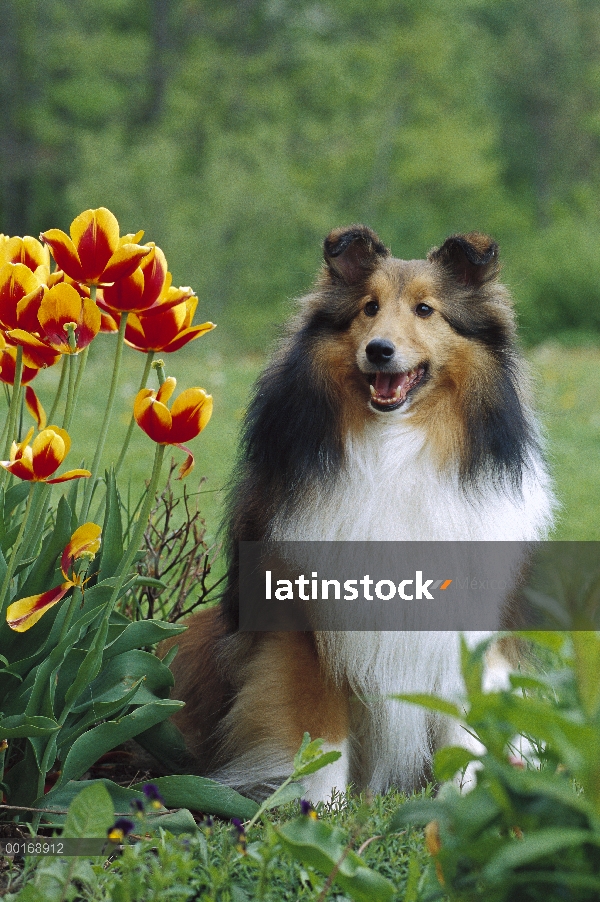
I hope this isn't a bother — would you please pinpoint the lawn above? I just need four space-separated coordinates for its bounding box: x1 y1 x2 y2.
29 334 600 544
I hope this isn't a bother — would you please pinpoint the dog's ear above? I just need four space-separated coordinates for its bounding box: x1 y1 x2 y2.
323 225 389 284
428 232 499 287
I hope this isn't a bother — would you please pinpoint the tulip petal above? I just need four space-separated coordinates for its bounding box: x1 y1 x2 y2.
164 322 216 353
61 522 102 580
31 428 66 479
134 393 172 443
7 329 62 369
47 469 91 484
0 344 39 385
169 388 213 443
100 243 153 286
174 444 195 480
15 284 47 334
71 208 119 282
0 456 35 481
25 386 47 430
156 376 177 405
40 229 85 282
102 267 144 312
0 263 43 330
7 584 70 632
100 310 120 333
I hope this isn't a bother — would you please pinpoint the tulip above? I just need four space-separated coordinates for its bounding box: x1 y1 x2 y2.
0 334 39 385
37 282 101 354
134 377 212 478
6 522 101 632
100 244 169 314
40 207 151 287
125 290 215 353
25 387 47 430
0 235 51 283
5 330 62 370
0 425 91 483
0 263 46 332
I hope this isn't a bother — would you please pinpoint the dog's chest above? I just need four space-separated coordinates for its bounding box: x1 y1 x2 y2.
273 421 552 543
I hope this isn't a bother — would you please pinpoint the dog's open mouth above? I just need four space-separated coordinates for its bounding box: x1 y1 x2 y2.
367 365 427 411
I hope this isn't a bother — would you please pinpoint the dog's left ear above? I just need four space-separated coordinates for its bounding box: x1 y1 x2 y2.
324 225 389 284
428 232 499 287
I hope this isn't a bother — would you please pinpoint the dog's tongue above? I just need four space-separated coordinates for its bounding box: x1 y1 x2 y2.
374 371 412 400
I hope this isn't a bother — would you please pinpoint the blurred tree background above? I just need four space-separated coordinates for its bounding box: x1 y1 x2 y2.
3 0 600 348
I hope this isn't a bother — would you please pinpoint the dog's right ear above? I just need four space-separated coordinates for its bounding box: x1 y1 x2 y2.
323 226 389 284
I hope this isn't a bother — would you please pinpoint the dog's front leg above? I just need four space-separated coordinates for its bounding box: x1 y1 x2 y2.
213 632 350 803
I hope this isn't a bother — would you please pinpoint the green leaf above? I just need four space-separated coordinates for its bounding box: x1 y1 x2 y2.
4 481 30 514
294 750 342 778
59 700 183 784
483 827 599 879
70 649 174 713
58 679 145 754
39 779 146 821
131 775 259 820
392 693 462 720
276 817 394 902
0 714 59 738
132 576 168 590
134 718 197 774
433 745 481 782
60 616 109 718
262 781 305 810
292 734 342 778
145 808 199 834
98 469 124 581
62 781 115 839
104 619 186 659
18 495 72 597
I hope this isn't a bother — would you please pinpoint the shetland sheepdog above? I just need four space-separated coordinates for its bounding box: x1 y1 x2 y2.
164 226 554 802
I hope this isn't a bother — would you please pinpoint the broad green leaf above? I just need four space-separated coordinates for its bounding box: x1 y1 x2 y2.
131 774 259 820
134 718 196 773
62 782 115 838
104 619 186 659
59 700 183 784
262 782 305 810
433 745 481 782
145 808 199 834
4 481 30 514
58 679 145 754
70 649 174 713
483 827 600 879
276 817 394 902
0 714 59 738
39 779 146 821
98 469 124 581
59 616 110 718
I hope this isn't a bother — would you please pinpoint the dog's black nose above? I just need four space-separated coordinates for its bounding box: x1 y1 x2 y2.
365 338 395 365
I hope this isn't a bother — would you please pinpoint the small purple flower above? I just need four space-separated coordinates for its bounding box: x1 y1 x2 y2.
142 782 165 809
107 817 135 842
230 817 247 854
300 799 317 819
130 798 145 814
231 817 244 834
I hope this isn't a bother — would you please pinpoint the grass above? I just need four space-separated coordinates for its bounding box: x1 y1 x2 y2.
26 334 600 543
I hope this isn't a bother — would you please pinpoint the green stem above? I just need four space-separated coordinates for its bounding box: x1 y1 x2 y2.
62 352 77 431
1 345 23 469
113 443 165 586
79 311 129 523
115 350 155 476
245 776 293 832
16 482 48 564
47 357 68 424
0 484 35 615
70 344 89 423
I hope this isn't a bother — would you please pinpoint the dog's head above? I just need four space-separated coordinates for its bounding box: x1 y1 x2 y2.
320 225 510 415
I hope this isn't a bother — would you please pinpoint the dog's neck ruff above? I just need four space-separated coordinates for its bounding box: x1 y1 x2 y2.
272 419 553 544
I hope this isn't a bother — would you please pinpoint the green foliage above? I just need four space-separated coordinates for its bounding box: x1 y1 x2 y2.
394 632 600 901
4 0 600 347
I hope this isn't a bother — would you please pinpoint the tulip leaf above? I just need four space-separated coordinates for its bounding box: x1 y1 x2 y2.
104 619 186 659
275 818 395 902
59 615 110 718
58 680 145 753
134 718 196 774
98 469 124 581
4 482 30 515
131 775 259 820
18 495 72 597
70 649 174 713
0 714 60 738
59 700 184 785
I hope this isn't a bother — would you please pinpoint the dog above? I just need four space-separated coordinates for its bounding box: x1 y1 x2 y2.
164 226 554 802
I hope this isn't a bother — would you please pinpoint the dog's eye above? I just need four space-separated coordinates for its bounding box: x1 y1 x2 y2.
364 300 379 317
415 303 434 318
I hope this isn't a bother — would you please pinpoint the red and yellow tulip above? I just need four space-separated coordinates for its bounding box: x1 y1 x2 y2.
40 207 151 287
125 290 215 353
37 282 101 354
6 523 101 632
0 425 91 483
134 377 213 478
100 244 169 314
0 333 40 385
0 262 46 332
0 235 51 282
